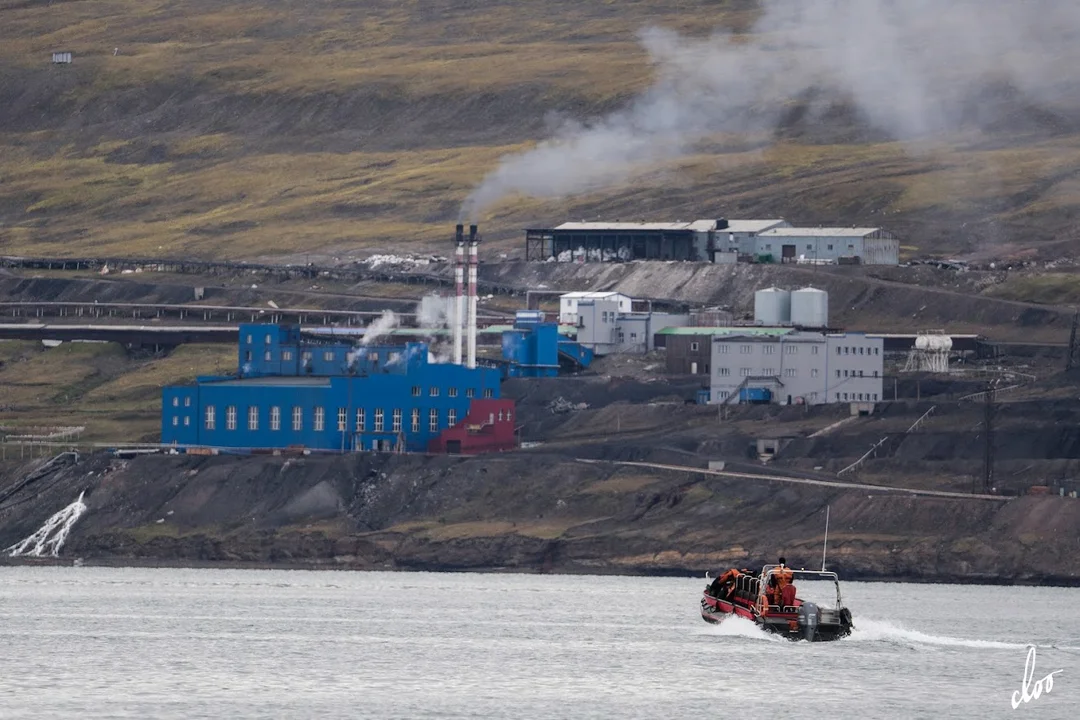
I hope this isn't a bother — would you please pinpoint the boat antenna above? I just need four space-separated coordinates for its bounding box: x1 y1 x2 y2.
821 505 830 572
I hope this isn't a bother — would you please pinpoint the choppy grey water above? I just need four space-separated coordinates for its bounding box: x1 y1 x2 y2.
0 568 1077 719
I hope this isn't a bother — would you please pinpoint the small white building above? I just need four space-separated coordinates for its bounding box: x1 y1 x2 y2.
559 291 632 325
755 227 900 265
51 51 73 64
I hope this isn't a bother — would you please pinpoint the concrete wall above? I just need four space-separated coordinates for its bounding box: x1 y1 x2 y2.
709 332 884 405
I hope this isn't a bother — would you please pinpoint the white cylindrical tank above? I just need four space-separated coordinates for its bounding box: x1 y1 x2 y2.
791 287 829 327
754 287 791 325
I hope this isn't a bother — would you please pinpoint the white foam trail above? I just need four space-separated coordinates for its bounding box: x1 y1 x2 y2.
5 491 87 558
700 615 783 643
847 617 1022 649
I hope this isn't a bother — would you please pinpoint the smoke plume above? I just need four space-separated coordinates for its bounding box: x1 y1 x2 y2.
360 310 399 346
460 0 1080 220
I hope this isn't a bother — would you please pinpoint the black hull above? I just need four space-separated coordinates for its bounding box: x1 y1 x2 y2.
701 596 854 642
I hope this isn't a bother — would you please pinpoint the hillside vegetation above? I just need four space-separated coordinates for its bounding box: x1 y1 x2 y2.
1 0 1079 262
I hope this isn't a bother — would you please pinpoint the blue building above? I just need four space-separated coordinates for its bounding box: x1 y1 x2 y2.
162 324 506 452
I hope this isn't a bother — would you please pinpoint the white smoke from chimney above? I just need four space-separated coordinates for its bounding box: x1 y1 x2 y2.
460 0 1080 219
360 310 399 346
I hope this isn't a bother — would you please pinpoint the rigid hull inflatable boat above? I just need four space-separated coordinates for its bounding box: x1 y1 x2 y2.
700 564 854 642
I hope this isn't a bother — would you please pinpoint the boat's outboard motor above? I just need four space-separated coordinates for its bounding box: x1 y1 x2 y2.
797 602 821 641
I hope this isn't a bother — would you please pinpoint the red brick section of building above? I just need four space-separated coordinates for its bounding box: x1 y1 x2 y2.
428 399 518 454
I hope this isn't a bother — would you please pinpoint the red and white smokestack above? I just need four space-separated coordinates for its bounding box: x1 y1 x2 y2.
453 224 465 365
467 224 479 369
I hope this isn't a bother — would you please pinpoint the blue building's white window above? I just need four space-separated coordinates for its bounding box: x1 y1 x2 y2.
184 396 191 407
265 334 271 345
392 409 402 433
483 388 493 399
356 408 365 431
411 409 420 433
246 334 252 345
314 407 325 431
271 407 281 431
172 416 178 426
448 409 456 427
429 409 438 432
264 350 271 361
375 409 384 432
411 386 421 397
282 350 293 361
248 406 258 431
323 351 334 362
226 406 237 430
429 387 439 397
184 416 190 426
172 397 179 407
337 408 347 432
292 406 302 431
244 351 252 362
448 387 458 398
466 388 475 399
205 406 216 430
302 351 312 363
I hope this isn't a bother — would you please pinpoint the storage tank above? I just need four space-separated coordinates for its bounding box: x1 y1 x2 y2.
790 287 829 327
754 287 791 325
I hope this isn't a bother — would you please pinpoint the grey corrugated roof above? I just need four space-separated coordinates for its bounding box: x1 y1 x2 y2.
758 227 882 237
719 220 789 233
553 221 715 232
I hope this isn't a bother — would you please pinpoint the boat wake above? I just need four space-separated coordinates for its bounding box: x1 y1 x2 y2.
700 615 783 643
846 618 1022 650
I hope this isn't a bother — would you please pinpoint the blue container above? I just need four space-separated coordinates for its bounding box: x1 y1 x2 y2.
739 387 772 403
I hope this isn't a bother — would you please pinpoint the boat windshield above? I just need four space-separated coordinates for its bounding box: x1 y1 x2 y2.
759 566 844 608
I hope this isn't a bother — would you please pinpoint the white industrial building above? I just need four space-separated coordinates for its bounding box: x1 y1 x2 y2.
755 227 900 265
712 219 791 256
559 291 632 325
574 296 690 354
707 286 883 406
709 330 885 406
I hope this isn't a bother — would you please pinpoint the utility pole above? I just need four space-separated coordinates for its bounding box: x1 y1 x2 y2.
981 380 997 494
1067 308 1080 371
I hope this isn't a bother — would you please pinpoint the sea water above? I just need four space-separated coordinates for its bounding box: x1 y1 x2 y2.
0 567 1076 718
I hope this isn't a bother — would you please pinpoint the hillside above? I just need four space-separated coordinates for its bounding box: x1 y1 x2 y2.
1 0 1079 263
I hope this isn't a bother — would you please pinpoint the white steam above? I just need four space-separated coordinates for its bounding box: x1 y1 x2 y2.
460 0 1080 219
360 310 399 346
415 293 455 363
